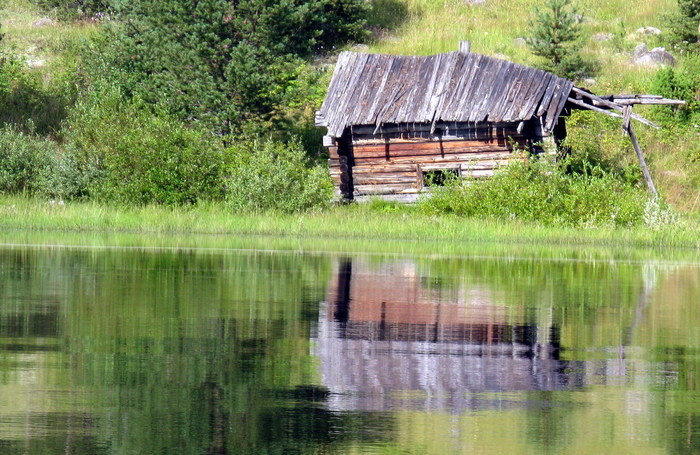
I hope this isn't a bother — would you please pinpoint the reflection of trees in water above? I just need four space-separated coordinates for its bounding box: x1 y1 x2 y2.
0 247 395 455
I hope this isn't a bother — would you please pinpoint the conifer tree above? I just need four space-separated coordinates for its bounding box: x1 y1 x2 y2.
526 0 592 79
665 0 700 52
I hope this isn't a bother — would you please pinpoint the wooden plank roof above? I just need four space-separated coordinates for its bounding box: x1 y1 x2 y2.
316 51 575 138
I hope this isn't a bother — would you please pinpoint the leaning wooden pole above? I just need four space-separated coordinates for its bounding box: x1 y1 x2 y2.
625 120 658 197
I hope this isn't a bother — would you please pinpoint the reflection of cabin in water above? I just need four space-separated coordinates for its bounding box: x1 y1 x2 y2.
313 258 576 414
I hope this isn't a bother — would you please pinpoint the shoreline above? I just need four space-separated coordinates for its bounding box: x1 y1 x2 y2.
1 196 699 252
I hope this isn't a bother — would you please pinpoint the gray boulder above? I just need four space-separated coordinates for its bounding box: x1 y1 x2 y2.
635 26 661 35
593 33 613 42
631 46 676 67
33 17 56 27
633 43 648 58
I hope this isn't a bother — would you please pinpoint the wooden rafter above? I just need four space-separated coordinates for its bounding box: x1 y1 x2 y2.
565 87 685 197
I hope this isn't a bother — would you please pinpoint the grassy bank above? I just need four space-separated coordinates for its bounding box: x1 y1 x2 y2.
2 195 699 250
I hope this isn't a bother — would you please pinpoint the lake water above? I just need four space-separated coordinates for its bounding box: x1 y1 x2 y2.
0 234 699 454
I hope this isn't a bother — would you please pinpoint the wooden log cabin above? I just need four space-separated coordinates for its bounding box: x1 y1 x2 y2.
315 45 684 202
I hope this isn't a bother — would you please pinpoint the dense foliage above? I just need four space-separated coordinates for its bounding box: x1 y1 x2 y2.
91 0 367 134
0 126 59 195
651 55 700 123
663 0 700 52
419 159 652 227
225 138 333 213
59 93 230 205
526 0 595 79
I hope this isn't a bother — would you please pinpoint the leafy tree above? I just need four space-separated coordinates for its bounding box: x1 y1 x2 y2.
91 0 368 135
526 0 594 80
664 0 700 52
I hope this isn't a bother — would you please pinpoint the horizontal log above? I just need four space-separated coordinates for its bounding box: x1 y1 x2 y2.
353 175 419 185
567 97 624 119
614 98 685 105
354 193 422 203
354 152 518 166
354 184 420 195
461 169 496 178
350 122 522 135
351 138 517 154
352 170 418 179
459 161 509 171
352 144 514 159
352 147 515 163
571 87 660 128
352 164 418 173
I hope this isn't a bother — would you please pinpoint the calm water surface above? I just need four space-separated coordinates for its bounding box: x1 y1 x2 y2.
0 238 699 454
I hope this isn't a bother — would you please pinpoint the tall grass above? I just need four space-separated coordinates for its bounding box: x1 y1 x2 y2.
1 195 699 249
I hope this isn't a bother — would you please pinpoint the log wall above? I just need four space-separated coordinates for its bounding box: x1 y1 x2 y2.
327 122 533 201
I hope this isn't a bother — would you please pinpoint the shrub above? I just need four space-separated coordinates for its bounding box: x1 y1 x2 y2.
225 138 333 213
419 158 648 227
0 126 60 196
651 55 700 124
61 93 229 205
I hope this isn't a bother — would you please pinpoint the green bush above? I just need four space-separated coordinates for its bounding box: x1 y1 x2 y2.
651 55 700 124
225 138 333 213
419 158 649 227
0 126 60 196
61 93 229 205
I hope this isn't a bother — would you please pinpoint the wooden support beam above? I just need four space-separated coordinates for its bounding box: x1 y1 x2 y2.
571 87 659 129
567 97 623 119
622 105 632 131
626 123 658 197
614 98 685 106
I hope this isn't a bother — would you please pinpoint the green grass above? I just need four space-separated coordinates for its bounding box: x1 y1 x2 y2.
0 0 99 79
1 195 699 251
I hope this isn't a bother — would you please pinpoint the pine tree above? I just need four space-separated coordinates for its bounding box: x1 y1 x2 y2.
665 0 700 52
526 0 592 79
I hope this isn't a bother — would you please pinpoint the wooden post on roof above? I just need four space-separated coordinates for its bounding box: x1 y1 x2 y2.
459 40 471 53
623 106 658 197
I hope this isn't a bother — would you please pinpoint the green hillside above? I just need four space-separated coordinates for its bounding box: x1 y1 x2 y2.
1 0 699 223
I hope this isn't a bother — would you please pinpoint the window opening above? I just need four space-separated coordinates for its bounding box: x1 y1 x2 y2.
422 169 459 187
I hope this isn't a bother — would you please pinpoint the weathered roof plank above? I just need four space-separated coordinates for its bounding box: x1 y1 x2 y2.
318 50 574 137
